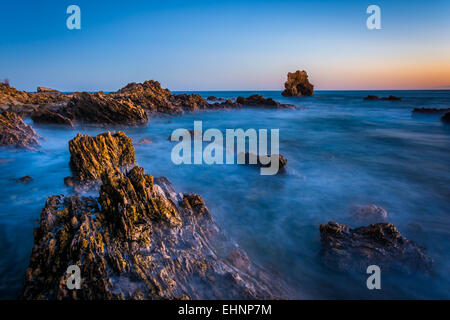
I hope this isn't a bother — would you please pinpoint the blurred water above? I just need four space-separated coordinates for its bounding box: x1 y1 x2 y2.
0 90 449 299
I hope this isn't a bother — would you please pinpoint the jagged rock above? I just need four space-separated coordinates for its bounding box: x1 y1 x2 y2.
413 107 450 114
442 112 450 123
68 132 136 185
281 70 314 97
17 176 33 184
170 93 209 111
363 95 379 101
37 87 60 94
207 96 224 101
319 222 432 273
31 107 74 127
236 95 295 108
0 83 67 110
64 176 74 187
0 111 40 150
64 92 148 125
22 167 283 299
350 204 388 223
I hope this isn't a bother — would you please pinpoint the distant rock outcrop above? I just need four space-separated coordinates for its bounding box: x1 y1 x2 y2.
68 132 136 186
22 133 284 299
364 95 402 101
0 111 40 150
236 95 295 108
442 112 450 123
413 107 450 114
281 70 314 97
37 87 60 94
320 222 432 273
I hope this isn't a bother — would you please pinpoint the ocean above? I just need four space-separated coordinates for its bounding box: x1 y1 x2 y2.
0 90 449 299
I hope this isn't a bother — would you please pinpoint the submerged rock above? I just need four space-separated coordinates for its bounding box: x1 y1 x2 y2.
364 95 402 101
441 112 450 123
63 176 74 187
363 95 380 101
238 152 287 172
319 222 432 273
412 107 450 114
17 176 33 184
281 70 314 97
0 111 40 150
68 132 136 185
22 167 283 299
350 204 388 223
137 138 152 145
64 92 148 125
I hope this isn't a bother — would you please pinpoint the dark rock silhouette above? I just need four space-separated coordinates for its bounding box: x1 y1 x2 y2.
413 107 450 114
442 112 450 123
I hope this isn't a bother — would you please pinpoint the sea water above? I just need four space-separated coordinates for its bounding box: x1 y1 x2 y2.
0 90 449 299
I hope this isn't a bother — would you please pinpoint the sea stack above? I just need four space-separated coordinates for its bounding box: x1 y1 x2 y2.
281 70 314 97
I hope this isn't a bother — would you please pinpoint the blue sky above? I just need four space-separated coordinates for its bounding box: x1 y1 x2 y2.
0 0 449 91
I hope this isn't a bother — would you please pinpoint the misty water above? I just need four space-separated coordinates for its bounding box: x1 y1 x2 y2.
1 90 449 299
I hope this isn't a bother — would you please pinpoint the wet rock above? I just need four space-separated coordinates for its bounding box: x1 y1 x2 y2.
239 152 287 171
31 107 74 127
63 176 74 187
170 93 209 111
17 176 33 184
64 92 148 125
319 222 432 273
0 111 40 150
137 138 152 145
281 70 314 97
68 132 136 185
364 95 402 101
441 112 450 123
350 204 388 223
363 95 380 101
236 95 295 108
22 168 283 299
412 107 450 114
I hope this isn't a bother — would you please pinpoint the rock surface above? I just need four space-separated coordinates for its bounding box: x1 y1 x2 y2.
364 95 402 101
442 112 450 123
64 92 148 125
68 132 136 185
281 70 314 97
0 111 40 150
236 95 295 108
319 222 432 273
31 107 74 127
17 176 33 184
22 132 284 299
37 87 60 94
239 152 287 172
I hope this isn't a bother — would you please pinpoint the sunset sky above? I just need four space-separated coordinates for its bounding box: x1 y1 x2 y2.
0 0 449 91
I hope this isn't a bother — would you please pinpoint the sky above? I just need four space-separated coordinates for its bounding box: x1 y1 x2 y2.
0 0 449 91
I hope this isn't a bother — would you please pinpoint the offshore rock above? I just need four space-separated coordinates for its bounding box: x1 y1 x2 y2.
236 95 295 108
364 95 402 101
68 132 136 185
319 222 432 273
350 204 388 224
64 92 148 125
31 107 74 127
281 70 314 97
0 111 40 150
412 107 450 114
442 112 450 123
22 168 283 299
170 93 209 111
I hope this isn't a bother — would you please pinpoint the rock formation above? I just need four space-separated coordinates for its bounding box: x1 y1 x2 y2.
320 222 432 273
412 107 450 114
64 92 148 125
442 112 450 123
68 132 136 186
236 95 295 108
0 111 40 150
239 152 288 172
22 132 285 300
37 87 60 94
281 70 314 97
31 107 74 127
364 95 402 101
350 204 388 223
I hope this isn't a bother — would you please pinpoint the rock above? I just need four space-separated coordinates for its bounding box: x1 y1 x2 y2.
64 92 148 125
63 176 74 187
31 107 74 127
239 152 287 171
441 112 450 123
17 176 33 184
22 167 284 299
137 138 152 145
413 107 450 114
37 87 60 94
319 222 432 273
0 111 40 150
236 95 295 108
381 95 402 101
364 95 402 101
68 132 136 185
170 93 209 111
350 204 388 223
281 70 314 97
207 96 218 101
363 95 379 101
